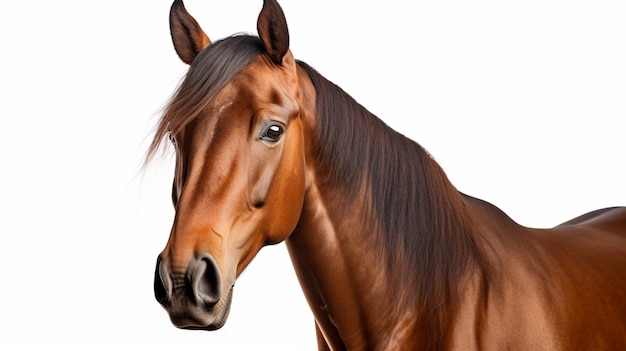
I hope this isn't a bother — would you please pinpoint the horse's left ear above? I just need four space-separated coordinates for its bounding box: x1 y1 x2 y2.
257 0 290 65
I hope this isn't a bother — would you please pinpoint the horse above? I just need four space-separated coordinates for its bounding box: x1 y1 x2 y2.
148 0 626 349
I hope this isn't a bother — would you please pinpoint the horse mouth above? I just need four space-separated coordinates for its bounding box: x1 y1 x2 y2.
167 285 234 331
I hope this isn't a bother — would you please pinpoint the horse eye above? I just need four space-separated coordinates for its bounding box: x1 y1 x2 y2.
260 124 284 142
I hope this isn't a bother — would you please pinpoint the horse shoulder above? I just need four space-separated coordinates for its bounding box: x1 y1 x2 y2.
456 198 626 350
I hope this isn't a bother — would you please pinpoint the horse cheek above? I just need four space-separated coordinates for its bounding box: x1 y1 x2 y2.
264 122 306 243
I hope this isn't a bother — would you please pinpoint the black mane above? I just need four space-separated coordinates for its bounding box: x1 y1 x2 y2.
297 61 482 348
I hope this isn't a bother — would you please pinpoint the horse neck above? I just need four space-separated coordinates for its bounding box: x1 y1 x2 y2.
288 62 482 349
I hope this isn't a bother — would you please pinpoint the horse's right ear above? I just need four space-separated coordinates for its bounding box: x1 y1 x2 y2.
170 0 211 65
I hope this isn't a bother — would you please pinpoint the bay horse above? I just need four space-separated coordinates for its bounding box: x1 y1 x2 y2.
149 0 626 349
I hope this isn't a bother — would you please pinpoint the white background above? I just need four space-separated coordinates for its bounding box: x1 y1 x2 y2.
1 0 624 350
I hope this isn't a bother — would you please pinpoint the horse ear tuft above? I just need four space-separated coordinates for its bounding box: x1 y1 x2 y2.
170 0 211 65
257 0 290 65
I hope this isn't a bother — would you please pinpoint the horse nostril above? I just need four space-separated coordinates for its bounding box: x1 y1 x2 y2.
189 254 222 308
155 253 222 313
154 256 172 306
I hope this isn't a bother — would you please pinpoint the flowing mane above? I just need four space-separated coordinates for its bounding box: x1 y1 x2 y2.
297 61 484 345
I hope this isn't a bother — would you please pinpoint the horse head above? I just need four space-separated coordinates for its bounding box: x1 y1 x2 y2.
153 0 311 329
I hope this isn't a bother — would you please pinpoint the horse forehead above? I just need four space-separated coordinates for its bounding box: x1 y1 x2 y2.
183 55 299 140
232 55 299 103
